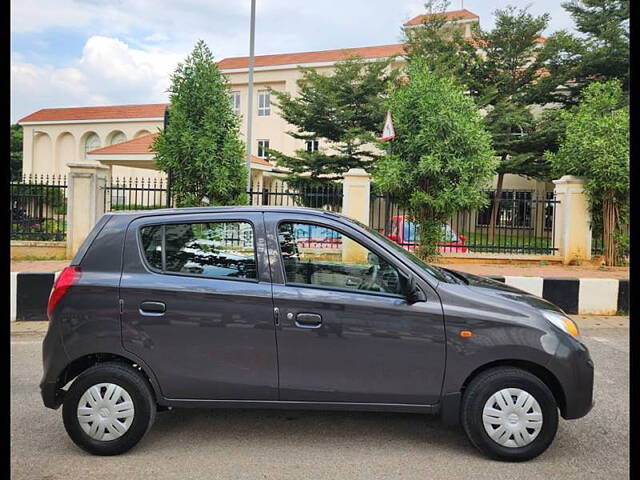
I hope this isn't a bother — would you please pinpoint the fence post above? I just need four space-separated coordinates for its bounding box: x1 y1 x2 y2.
341 168 371 263
66 162 111 257
553 175 592 264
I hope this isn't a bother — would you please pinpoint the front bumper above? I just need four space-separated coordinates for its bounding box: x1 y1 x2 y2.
548 337 595 420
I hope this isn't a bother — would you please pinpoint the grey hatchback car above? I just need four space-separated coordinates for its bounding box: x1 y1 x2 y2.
41 207 594 460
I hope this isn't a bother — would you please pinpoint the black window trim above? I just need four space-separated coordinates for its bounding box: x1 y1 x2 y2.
137 218 260 284
275 219 408 300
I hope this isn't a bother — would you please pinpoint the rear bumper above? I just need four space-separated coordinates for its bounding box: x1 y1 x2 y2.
40 381 65 409
40 319 70 410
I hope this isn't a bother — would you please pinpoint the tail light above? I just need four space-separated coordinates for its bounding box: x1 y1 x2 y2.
47 266 81 318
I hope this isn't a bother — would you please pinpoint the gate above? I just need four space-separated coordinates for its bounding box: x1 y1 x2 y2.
10 174 68 241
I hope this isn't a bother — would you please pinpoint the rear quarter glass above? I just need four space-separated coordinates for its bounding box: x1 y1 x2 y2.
70 214 111 265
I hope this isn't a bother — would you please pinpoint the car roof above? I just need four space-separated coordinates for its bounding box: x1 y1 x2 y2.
105 205 350 222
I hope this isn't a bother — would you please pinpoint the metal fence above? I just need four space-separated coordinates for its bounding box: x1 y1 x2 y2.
103 177 170 212
101 177 343 213
247 181 343 212
10 174 68 241
370 189 559 255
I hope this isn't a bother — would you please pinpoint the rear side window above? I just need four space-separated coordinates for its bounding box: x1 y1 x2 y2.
140 221 257 280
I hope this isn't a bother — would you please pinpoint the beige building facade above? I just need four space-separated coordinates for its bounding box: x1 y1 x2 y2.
19 104 165 179
18 8 551 195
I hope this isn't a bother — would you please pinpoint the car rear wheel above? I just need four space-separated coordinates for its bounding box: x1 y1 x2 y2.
461 367 558 461
62 362 156 455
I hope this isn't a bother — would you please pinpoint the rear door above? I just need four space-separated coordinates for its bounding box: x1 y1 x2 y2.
265 212 446 405
120 211 278 400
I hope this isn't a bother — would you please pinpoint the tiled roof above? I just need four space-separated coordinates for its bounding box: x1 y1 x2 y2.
88 133 158 155
217 44 406 70
251 155 273 166
404 9 479 26
88 133 276 168
19 104 168 123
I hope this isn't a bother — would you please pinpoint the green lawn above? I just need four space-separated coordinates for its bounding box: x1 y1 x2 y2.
457 231 555 253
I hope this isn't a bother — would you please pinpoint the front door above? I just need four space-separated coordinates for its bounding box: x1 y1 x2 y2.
120 212 278 400
266 213 446 405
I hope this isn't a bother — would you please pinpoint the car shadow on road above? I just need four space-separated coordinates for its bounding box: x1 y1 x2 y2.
145 407 478 455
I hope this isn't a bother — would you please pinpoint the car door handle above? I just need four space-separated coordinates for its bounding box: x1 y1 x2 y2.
295 313 322 329
139 301 166 316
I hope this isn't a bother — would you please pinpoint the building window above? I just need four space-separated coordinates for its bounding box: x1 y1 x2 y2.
305 140 319 152
257 140 270 158
84 133 101 155
476 191 533 229
230 91 240 114
109 131 127 145
258 90 270 116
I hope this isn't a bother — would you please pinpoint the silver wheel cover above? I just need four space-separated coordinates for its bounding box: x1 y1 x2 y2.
482 388 543 448
77 383 135 441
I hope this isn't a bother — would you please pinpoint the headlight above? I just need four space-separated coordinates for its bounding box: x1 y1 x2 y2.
542 310 580 339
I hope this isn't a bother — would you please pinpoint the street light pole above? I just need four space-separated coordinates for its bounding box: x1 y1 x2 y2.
245 0 256 190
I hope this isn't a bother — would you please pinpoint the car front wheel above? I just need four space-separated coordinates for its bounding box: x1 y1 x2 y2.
461 367 559 461
62 362 156 455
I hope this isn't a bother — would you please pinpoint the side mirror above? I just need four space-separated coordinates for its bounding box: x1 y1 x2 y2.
399 271 426 304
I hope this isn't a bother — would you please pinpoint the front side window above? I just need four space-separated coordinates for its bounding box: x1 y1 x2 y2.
258 90 270 116
278 222 402 296
140 221 257 280
257 140 270 158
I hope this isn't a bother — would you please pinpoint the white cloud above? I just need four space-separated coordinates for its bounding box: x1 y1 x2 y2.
11 36 183 121
11 0 577 122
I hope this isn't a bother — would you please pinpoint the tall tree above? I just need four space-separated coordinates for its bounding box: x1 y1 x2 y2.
269 57 398 188
470 6 558 240
403 0 480 92
153 40 247 207
10 124 23 180
534 0 629 106
546 80 629 266
373 59 497 260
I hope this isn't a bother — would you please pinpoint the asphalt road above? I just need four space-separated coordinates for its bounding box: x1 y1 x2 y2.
11 320 629 480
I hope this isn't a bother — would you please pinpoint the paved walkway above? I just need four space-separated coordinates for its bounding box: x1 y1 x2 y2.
11 259 629 279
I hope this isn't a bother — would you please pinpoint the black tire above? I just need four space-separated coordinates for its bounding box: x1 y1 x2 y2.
461 367 559 461
62 362 157 456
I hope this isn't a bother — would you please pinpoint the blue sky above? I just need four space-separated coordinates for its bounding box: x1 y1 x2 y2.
10 0 577 123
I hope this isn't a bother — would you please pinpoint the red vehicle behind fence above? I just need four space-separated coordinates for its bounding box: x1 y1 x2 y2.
386 215 468 254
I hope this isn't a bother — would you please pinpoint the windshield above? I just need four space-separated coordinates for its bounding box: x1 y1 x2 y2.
347 218 450 283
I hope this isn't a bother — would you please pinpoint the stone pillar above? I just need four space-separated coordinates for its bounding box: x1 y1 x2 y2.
66 163 111 257
553 175 592 265
341 169 371 264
